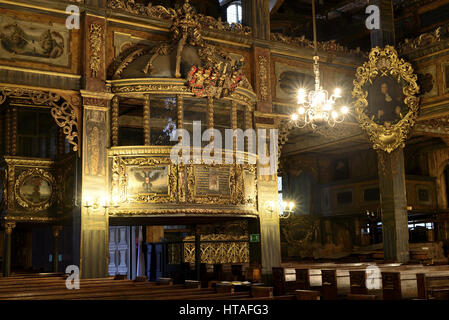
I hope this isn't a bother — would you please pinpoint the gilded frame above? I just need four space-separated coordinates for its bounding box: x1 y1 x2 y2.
14 168 56 212
352 46 420 153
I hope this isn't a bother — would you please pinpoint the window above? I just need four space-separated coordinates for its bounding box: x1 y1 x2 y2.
227 2 242 24
17 108 57 158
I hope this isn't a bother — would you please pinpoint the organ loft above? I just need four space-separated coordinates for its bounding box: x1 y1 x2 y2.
0 0 449 301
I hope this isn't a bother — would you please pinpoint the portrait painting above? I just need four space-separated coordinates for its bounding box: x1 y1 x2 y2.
127 166 169 196
0 15 70 67
20 175 52 205
208 169 220 192
365 76 408 125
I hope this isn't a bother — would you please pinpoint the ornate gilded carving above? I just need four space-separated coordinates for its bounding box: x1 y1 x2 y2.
258 56 269 102
14 168 56 212
183 234 249 264
352 46 420 153
398 27 441 54
143 94 150 146
89 24 103 78
112 96 119 147
108 0 251 36
0 87 80 153
3 221 16 235
271 32 366 57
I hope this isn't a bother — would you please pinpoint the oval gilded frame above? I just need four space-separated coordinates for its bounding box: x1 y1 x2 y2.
14 168 56 212
352 46 420 153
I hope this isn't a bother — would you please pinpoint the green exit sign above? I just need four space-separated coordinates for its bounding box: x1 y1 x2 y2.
250 234 260 243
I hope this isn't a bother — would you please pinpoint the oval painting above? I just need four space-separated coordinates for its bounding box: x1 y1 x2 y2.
20 175 52 205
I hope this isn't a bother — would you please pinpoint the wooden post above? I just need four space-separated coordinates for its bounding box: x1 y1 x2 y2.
3 222 15 277
11 107 17 156
112 96 119 147
143 94 150 146
52 226 62 273
195 226 201 281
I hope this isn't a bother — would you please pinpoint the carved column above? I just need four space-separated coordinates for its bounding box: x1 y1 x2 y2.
11 107 17 156
177 95 184 141
80 91 114 279
52 226 63 272
378 150 409 262
195 226 201 281
112 96 119 147
369 0 409 263
231 101 238 153
5 108 10 155
2 222 15 277
143 94 150 146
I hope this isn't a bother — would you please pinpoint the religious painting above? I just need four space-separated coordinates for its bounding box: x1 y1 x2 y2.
0 15 70 67
208 168 220 192
353 46 420 153
365 76 408 125
21 176 52 204
443 63 449 94
127 166 169 196
15 168 55 211
84 110 106 176
195 166 230 196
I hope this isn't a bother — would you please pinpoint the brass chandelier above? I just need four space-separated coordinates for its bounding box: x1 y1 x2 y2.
290 0 349 129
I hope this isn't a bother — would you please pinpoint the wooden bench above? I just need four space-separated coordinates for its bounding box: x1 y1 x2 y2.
295 289 320 300
321 269 338 300
417 273 449 300
272 267 297 296
349 270 368 295
295 269 311 290
381 272 402 300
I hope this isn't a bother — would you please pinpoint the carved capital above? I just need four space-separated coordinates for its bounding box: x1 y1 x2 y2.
3 222 16 235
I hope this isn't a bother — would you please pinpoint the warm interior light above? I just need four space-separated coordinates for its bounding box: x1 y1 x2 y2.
291 113 299 121
331 111 339 119
323 103 332 111
341 106 349 114
334 88 342 97
288 202 294 210
298 107 305 115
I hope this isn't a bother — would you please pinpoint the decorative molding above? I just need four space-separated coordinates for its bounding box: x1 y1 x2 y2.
270 32 367 58
89 24 103 78
107 0 251 36
398 27 442 55
0 87 80 153
258 56 269 102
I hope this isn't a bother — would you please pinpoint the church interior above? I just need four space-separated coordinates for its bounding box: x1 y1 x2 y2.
1 0 449 301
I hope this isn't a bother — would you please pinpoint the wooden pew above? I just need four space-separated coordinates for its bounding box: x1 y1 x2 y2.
295 289 320 300
381 272 402 300
347 293 376 300
295 269 311 290
349 270 368 295
417 273 449 300
321 269 338 300
272 267 297 296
